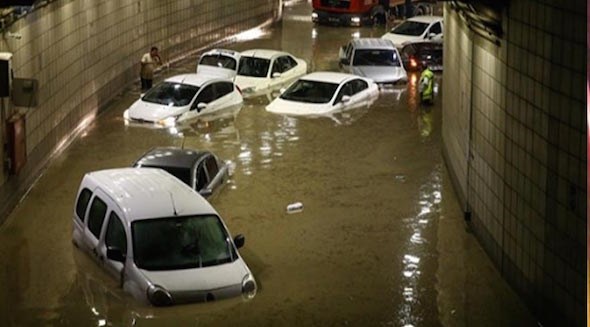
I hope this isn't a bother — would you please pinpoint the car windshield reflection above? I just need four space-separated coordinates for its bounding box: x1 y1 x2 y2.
132 215 235 271
280 80 339 104
200 55 237 70
238 57 270 78
391 21 428 36
142 82 199 107
352 50 400 66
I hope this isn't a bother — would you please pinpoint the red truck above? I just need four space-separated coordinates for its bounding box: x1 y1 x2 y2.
311 0 435 26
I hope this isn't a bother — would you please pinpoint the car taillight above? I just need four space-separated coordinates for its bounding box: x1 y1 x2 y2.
410 57 417 68
236 85 242 95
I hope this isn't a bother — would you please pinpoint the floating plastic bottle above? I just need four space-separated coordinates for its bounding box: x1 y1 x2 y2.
286 202 304 214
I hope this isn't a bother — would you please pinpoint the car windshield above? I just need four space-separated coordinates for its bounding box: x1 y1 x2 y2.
132 215 235 271
280 79 339 104
391 21 429 36
237 56 270 78
140 165 192 186
352 49 400 66
199 54 237 70
142 82 199 107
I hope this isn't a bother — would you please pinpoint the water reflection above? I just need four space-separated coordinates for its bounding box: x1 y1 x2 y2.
396 165 443 327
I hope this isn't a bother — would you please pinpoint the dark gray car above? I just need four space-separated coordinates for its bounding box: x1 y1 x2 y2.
133 147 229 198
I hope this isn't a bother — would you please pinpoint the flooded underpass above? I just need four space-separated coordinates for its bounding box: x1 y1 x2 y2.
0 1 538 326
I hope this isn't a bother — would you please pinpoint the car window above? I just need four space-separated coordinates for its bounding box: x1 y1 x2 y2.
214 82 234 99
429 22 442 35
88 196 108 239
76 188 92 222
280 79 339 104
351 79 368 94
390 21 429 36
238 57 270 78
105 212 127 254
205 155 219 180
333 81 354 104
196 162 209 191
199 54 237 70
142 82 199 107
271 58 283 75
195 84 215 106
352 49 400 67
283 56 298 71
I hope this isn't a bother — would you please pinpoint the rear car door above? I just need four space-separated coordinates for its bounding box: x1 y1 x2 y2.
83 189 110 262
73 187 93 246
208 82 236 112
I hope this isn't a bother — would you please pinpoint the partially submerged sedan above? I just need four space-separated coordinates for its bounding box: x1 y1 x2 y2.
339 38 407 84
266 72 379 116
133 147 229 198
124 74 243 127
234 49 307 97
72 168 256 306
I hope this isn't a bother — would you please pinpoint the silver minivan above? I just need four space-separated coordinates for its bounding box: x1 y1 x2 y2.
339 38 407 85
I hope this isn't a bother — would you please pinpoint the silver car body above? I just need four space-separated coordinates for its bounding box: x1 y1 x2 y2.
340 38 407 84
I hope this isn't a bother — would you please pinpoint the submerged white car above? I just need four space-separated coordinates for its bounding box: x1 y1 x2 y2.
72 168 256 305
196 49 241 80
339 38 407 84
125 74 243 127
266 72 379 116
381 16 443 48
234 49 307 97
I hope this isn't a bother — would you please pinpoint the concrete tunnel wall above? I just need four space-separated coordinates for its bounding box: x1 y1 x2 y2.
0 0 282 221
442 1 586 326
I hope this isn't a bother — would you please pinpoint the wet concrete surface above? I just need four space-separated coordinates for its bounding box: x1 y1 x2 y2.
0 1 538 326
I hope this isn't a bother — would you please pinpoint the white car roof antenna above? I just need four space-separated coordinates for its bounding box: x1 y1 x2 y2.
169 192 179 216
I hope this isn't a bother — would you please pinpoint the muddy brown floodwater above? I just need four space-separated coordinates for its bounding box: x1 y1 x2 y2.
0 1 538 326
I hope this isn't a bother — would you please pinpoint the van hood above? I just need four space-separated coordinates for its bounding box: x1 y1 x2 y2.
127 99 189 122
351 66 407 83
141 259 250 301
196 65 236 80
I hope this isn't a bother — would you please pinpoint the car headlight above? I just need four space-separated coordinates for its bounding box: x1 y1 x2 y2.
147 284 173 306
351 17 361 24
311 12 318 19
157 116 177 127
241 274 257 300
242 87 255 94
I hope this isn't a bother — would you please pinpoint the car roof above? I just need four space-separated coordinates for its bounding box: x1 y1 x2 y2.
300 72 360 84
164 74 229 87
201 48 240 59
134 147 210 169
350 38 396 50
406 15 443 24
240 49 289 59
85 168 217 221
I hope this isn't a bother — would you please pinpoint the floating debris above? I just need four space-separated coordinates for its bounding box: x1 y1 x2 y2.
286 202 304 214
394 174 407 183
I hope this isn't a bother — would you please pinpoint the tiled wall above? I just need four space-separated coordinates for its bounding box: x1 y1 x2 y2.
442 1 586 326
0 0 281 220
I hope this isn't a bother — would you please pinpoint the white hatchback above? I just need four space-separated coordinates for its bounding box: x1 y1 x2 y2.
72 168 256 306
381 16 444 48
124 74 243 127
196 49 241 80
234 49 307 98
266 72 379 116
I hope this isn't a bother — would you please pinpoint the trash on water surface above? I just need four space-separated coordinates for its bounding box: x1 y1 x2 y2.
394 174 407 183
286 202 304 214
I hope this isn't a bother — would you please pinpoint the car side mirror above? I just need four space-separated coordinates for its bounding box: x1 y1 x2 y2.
341 95 351 103
340 58 350 65
279 87 287 94
197 102 207 110
272 72 282 78
199 188 213 197
234 234 245 249
107 246 126 263
427 33 436 39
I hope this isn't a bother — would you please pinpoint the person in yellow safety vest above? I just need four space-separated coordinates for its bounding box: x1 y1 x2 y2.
418 67 434 104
